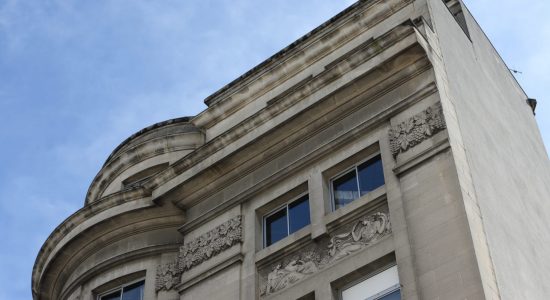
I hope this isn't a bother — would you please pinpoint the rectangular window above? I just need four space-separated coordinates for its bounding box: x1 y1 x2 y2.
331 155 384 210
264 194 310 247
341 266 400 300
99 280 144 300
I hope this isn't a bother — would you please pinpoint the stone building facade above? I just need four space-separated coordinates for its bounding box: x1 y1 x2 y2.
33 0 550 299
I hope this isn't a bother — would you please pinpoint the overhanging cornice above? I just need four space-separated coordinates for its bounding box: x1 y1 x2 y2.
145 22 428 206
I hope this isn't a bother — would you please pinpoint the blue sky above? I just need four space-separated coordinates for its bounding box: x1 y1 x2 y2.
0 1 548 299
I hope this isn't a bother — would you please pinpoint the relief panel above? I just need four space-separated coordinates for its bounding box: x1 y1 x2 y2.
155 215 243 292
258 209 391 297
389 102 446 157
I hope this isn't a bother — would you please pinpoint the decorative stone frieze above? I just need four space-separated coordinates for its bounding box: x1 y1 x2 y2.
155 216 243 292
178 215 243 273
259 212 391 297
388 102 446 157
155 262 179 292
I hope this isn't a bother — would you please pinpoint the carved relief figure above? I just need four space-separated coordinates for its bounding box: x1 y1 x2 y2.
260 211 391 297
262 260 318 295
328 212 391 260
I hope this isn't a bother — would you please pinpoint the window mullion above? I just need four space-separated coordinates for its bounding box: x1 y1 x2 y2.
286 205 290 236
355 166 361 197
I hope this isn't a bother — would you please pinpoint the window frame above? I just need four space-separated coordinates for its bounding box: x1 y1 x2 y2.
366 284 401 300
339 264 400 300
330 152 384 211
97 278 145 300
262 192 310 248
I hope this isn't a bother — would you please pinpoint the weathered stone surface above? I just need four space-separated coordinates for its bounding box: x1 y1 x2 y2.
32 1 550 300
259 211 392 297
388 102 446 157
156 215 243 292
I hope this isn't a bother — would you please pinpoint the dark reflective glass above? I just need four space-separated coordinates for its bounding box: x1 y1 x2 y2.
332 170 359 210
101 291 121 300
265 208 288 247
377 289 401 300
122 281 144 300
358 156 384 196
288 195 310 234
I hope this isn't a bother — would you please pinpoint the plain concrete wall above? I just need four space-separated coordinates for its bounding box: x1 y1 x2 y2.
428 0 550 298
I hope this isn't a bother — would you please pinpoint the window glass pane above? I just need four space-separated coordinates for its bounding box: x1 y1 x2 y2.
358 156 384 196
377 289 401 300
101 291 121 300
333 170 359 210
265 208 288 247
288 195 310 234
122 281 144 300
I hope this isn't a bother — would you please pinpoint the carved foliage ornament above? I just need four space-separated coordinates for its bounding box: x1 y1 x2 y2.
155 262 178 292
389 102 446 157
260 212 391 297
178 215 242 273
155 215 243 292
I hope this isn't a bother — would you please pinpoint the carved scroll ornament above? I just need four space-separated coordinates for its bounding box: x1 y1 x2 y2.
260 212 391 297
155 215 243 292
389 103 446 157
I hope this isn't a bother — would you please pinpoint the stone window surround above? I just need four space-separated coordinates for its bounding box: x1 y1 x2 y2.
339 264 400 300
91 270 147 300
255 181 387 264
97 278 145 300
330 254 398 300
262 192 311 248
328 152 384 212
255 141 386 258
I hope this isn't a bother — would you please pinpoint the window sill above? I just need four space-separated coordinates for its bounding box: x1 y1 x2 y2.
255 225 312 265
325 185 386 231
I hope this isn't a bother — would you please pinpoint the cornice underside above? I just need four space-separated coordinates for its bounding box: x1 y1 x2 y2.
146 22 429 206
172 30 430 199
178 51 438 231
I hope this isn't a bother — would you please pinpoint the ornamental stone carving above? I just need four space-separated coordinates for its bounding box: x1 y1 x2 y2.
155 262 179 292
155 215 243 292
389 102 446 157
260 212 391 297
178 215 243 273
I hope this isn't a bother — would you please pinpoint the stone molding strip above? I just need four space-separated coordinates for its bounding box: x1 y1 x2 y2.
176 253 244 293
393 137 450 176
179 79 438 236
155 216 243 292
388 102 446 157
144 24 419 199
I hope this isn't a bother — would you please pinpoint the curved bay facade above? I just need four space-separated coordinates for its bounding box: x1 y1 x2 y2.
33 1 550 299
